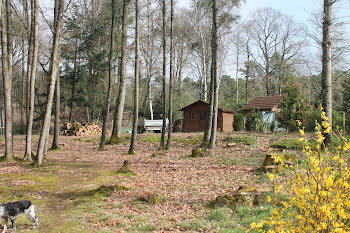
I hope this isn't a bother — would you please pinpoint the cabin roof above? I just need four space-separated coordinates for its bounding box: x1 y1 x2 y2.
241 96 283 112
180 100 234 114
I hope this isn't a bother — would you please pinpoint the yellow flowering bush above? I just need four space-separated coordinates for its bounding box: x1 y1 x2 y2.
251 112 350 233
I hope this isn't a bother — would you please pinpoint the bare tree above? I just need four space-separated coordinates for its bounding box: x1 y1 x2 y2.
0 0 13 160
128 0 139 155
166 0 174 150
209 0 218 149
51 73 60 149
99 0 116 151
321 0 333 145
249 8 304 96
36 0 65 166
160 0 166 150
25 0 39 160
110 0 130 144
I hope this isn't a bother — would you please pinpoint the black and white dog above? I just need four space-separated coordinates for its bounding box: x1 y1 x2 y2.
0 200 38 233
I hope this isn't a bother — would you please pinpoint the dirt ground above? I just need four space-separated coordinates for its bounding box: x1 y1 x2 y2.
0 132 293 232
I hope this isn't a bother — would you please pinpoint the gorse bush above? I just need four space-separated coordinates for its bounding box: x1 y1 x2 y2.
251 111 350 232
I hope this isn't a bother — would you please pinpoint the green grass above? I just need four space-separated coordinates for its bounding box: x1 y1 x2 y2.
142 135 162 143
173 135 203 145
270 138 317 150
72 136 101 143
224 136 258 146
142 135 203 146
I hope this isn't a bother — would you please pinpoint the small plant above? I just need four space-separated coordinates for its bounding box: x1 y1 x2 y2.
234 113 244 131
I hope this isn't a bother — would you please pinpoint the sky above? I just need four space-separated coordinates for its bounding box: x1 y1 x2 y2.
177 0 350 77
178 0 350 24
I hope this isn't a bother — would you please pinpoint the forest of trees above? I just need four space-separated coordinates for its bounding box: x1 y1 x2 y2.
0 0 349 163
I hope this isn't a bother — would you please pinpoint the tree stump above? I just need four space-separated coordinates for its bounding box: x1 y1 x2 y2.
138 192 158 204
116 160 136 176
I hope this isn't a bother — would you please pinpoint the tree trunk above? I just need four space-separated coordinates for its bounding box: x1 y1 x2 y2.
110 0 130 144
0 0 13 160
51 73 60 149
245 43 250 101
36 0 64 166
321 0 332 145
160 0 166 150
166 0 174 150
128 0 139 154
99 0 116 150
235 34 239 104
25 0 39 160
69 38 78 123
21 34 26 126
209 0 218 149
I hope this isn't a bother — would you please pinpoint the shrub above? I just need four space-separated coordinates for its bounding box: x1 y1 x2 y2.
234 113 244 131
277 79 311 132
245 112 261 131
251 113 350 232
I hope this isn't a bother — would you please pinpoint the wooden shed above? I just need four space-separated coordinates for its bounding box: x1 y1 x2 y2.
180 100 234 132
241 96 283 114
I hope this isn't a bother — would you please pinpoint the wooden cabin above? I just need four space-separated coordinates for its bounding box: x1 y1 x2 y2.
180 100 234 132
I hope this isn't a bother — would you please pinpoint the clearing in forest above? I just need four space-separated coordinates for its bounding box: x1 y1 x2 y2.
0 132 301 232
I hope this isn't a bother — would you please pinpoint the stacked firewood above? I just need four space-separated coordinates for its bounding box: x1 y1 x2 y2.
62 122 104 136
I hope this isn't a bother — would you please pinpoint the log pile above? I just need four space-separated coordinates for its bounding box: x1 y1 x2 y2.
62 122 104 136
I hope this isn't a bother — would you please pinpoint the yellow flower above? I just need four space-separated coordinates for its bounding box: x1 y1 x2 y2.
299 129 305 136
267 173 275 181
298 137 304 142
297 120 302 126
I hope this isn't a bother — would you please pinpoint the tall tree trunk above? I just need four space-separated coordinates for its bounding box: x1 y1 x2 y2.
68 38 78 123
99 0 116 150
321 0 332 145
25 0 39 160
128 0 139 154
51 73 60 149
166 0 174 150
110 0 129 144
21 34 26 126
235 35 239 104
36 0 64 166
24 0 32 131
209 0 218 149
0 0 13 160
160 0 166 150
203 63 214 146
245 43 250 101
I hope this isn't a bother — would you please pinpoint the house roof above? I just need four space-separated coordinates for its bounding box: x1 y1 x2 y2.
180 100 234 114
241 96 284 113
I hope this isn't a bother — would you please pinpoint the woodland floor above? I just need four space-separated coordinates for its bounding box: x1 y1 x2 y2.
0 132 303 233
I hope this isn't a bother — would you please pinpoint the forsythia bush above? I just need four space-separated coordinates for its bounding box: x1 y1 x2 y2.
251 111 350 233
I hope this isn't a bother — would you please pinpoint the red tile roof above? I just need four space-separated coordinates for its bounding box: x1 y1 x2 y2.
241 96 284 112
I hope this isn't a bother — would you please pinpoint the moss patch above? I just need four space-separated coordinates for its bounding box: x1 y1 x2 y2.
207 195 236 210
191 148 207 158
